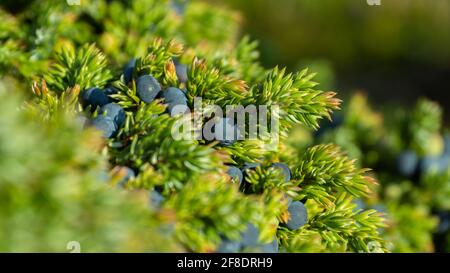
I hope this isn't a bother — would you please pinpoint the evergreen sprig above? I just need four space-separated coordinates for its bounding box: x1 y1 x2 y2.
247 67 341 133
308 193 386 252
134 38 184 80
26 79 82 120
109 102 225 192
45 44 112 93
293 144 375 205
110 80 143 109
218 140 267 165
167 173 258 252
186 57 248 107
244 164 300 196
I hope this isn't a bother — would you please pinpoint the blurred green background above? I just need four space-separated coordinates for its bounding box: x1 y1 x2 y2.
205 0 450 122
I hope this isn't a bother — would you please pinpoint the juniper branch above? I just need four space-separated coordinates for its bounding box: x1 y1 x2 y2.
292 144 376 205
45 44 112 93
247 67 341 132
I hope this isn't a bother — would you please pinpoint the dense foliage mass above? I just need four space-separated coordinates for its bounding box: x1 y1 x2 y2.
0 0 448 253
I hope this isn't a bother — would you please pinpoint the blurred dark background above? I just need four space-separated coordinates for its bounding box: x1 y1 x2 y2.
206 0 450 124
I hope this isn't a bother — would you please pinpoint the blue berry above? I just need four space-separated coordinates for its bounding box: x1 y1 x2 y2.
117 166 136 187
227 166 243 184
82 87 110 109
123 58 136 84
396 150 418 177
91 115 117 138
175 63 188 83
285 201 308 230
217 239 241 253
162 87 187 103
100 103 126 128
149 190 164 209
271 162 291 182
162 87 189 116
214 117 242 145
241 224 260 248
136 75 162 103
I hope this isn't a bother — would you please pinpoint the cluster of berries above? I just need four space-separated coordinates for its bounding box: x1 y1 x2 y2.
224 162 308 252
79 58 190 209
82 57 189 136
80 57 309 253
82 87 125 138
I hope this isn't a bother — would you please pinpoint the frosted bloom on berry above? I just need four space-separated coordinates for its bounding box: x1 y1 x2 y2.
100 103 126 128
91 115 117 138
82 87 110 108
285 201 308 230
136 75 162 103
